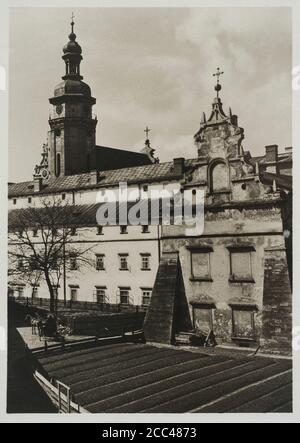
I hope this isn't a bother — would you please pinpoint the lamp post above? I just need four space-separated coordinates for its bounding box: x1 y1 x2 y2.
63 228 67 307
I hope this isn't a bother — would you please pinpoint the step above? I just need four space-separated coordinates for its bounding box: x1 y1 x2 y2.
175 331 197 346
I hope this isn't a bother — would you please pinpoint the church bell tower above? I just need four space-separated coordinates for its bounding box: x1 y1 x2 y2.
48 16 97 177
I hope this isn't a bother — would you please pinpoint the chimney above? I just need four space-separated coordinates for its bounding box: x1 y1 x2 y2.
265 145 278 173
33 175 43 193
265 145 278 163
90 170 99 185
285 146 292 154
173 158 185 176
231 114 238 126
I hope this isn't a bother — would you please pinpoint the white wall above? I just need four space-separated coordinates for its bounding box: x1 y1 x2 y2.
9 225 161 306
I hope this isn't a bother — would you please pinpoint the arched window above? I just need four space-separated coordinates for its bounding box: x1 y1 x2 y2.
56 153 61 177
210 161 230 193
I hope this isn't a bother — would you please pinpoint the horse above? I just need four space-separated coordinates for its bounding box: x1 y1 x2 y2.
25 314 43 337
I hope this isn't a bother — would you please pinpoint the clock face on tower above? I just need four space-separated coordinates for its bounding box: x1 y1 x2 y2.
56 104 63 115
41 168 50 179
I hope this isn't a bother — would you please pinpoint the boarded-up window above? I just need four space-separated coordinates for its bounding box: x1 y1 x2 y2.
230 251 252 280
211 162 229 192
232 309 256 339
193 307 213 335
191 252 210 279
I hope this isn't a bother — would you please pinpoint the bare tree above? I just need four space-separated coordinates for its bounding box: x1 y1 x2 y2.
8 198 95 313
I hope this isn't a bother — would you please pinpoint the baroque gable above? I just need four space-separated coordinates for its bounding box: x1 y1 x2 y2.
187 83 284 205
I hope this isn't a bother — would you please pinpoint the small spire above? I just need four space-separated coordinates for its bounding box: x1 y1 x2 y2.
213 67 224 98
255 162 259 175
71 12 75 34
62 12 82 79
34 164 40 176
144 126 151 146
141 126 158 163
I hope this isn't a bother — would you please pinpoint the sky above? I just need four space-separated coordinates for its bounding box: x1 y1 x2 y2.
9 7 292 183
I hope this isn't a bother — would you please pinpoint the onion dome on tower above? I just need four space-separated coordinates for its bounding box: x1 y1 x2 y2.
62 16 83 80
51 15 94 100
48 14 97 178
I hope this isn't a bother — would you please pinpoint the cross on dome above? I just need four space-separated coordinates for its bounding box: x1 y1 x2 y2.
213 68 224 98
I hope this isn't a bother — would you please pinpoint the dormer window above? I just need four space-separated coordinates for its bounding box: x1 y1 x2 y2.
71 227 77 236
97 226 103 235
120 226 128 235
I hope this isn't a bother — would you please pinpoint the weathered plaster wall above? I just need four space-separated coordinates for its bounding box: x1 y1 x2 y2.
261 247 292 355
162 206 287 346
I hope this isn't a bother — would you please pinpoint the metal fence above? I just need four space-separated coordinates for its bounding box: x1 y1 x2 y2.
11 296 148 314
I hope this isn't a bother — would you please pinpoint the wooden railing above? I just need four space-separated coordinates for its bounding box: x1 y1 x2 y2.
34 371 89 413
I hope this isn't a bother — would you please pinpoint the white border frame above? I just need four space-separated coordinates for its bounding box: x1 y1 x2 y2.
0 0 299 423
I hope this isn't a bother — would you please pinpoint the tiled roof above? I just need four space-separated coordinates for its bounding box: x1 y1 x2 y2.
8 200 174 229
8 159 197 198
251 152 292 165
8 204 103 229
259 171 292 191
95 145 152 171
8 151 292 198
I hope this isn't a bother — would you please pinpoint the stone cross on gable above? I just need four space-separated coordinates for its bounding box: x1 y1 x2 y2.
144 126 151 139
213 67 224 84
213 68 224 98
